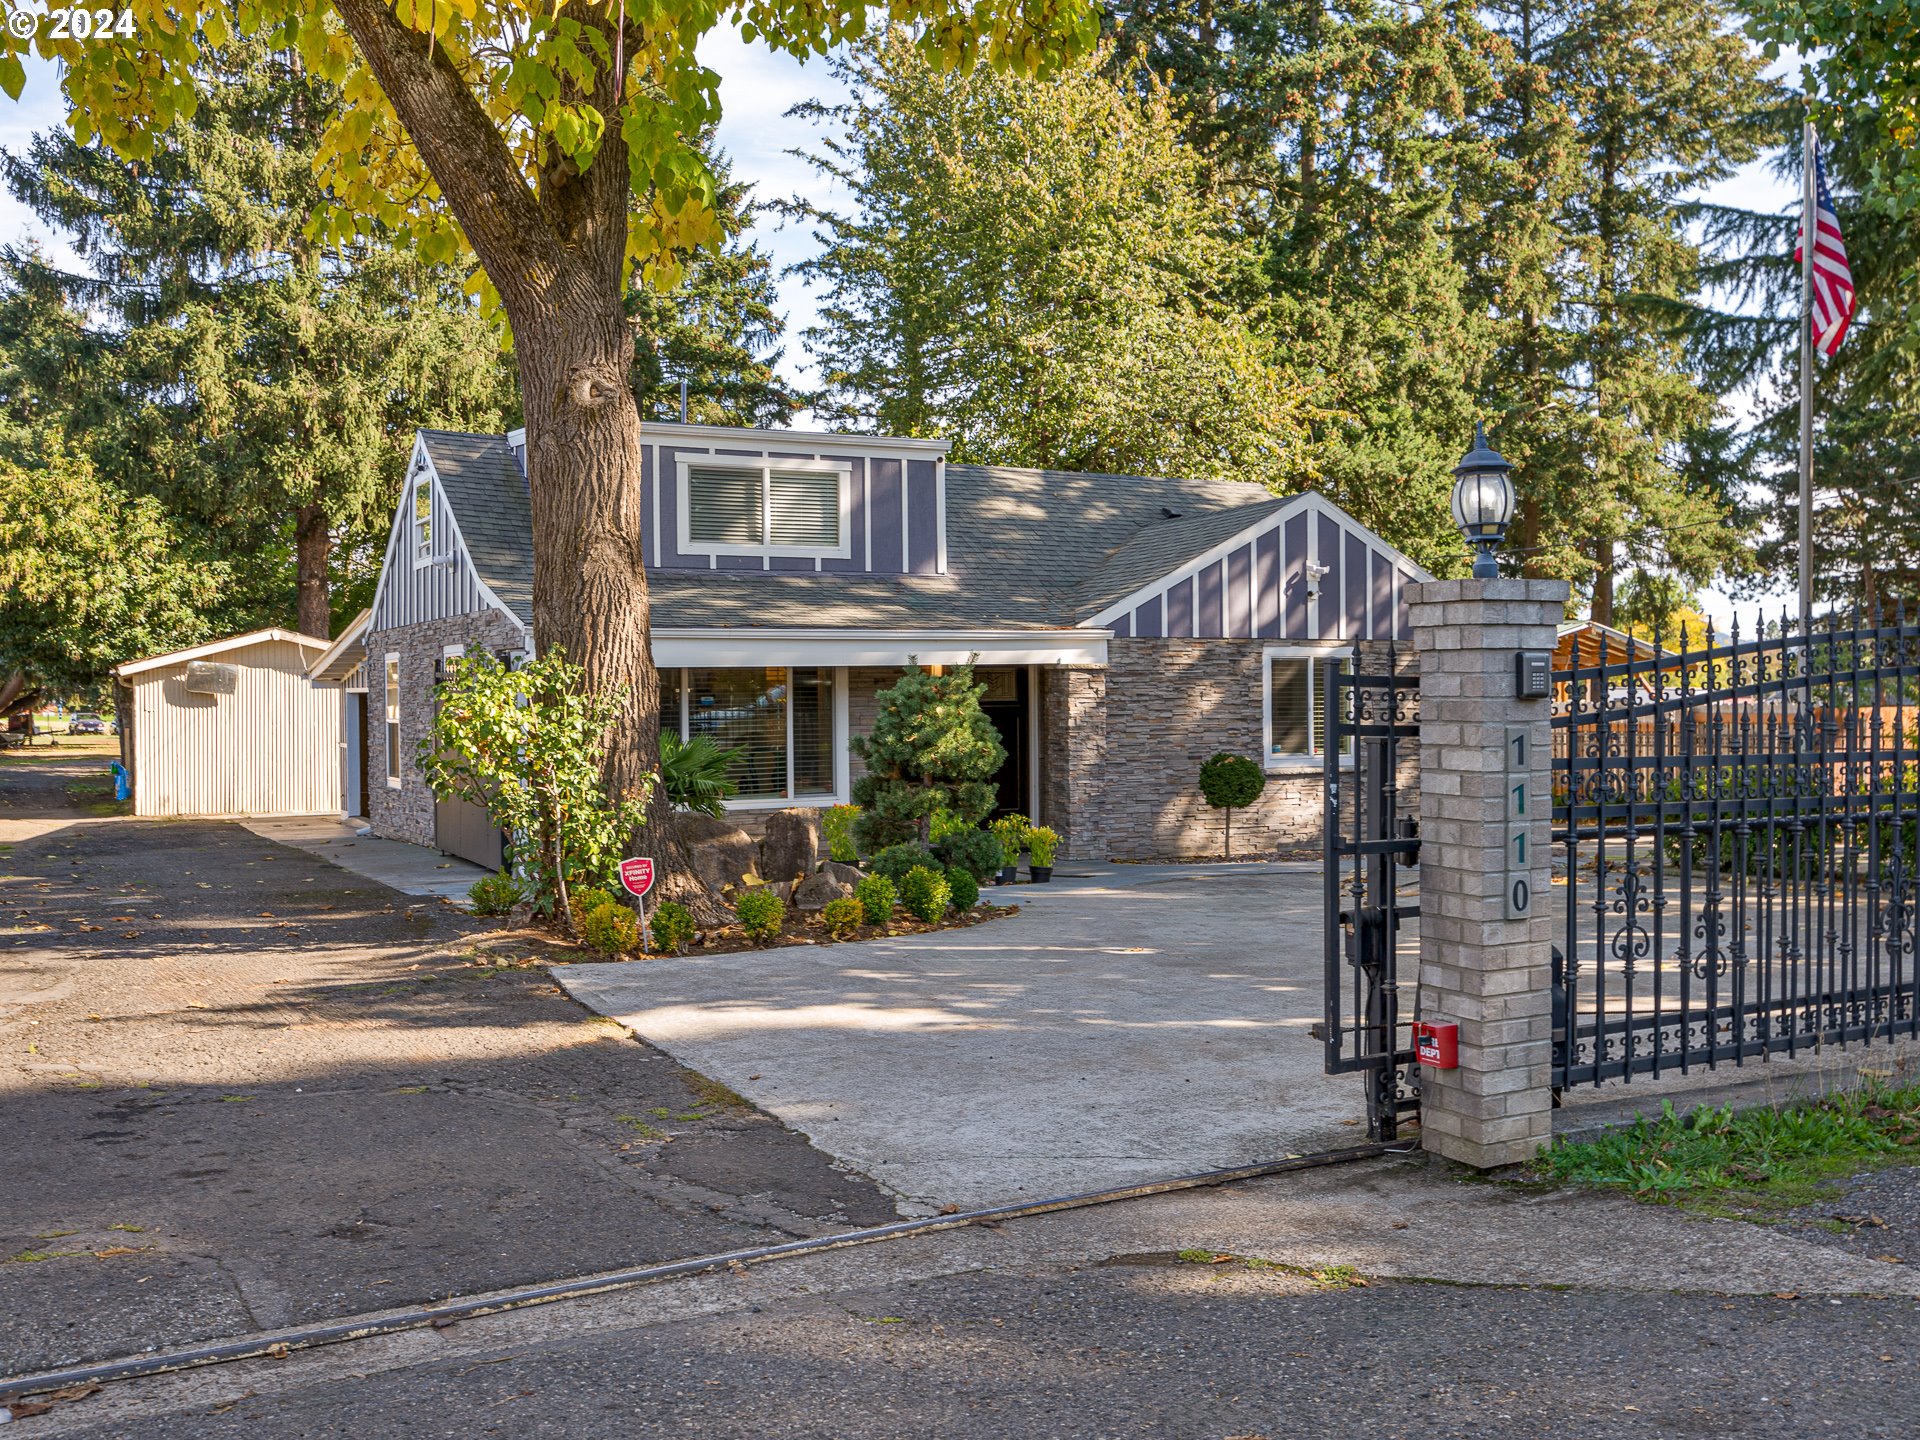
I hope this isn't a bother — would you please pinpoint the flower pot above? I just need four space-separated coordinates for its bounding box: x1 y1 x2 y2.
1028 865 1054 883
996 865 1019 886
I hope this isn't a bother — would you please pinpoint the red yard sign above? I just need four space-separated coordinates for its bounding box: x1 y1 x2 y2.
618 857 656 899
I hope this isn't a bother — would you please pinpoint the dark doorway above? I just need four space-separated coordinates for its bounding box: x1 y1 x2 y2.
979 667 1031 820
348 693 370 819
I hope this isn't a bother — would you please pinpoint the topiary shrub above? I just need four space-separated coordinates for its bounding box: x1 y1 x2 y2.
869 841 939 882
849 664 1006 853
1198 752 1267 858
651 899 696 954
579 900 639 956
932 827 1003 881
822 804 862 864
735 888 787 943
945 866 979 912
855 873 896 926
1025 826 1060 868
469 871 524 916
821 897 865 940
899 865 951 923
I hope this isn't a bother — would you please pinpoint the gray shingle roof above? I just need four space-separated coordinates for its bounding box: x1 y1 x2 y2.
420 434 1287 632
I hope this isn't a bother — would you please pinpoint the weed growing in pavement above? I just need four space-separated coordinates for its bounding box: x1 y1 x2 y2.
683 1073 751 1111
1535 1083 1920 1218
1173 1251 1370 1288
615 1115 667 1140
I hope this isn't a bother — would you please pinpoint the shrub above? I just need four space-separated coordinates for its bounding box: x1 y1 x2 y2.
945 866 980 912
735 888 787 943
932 826 1003 881
990 813 1031 857
849 664 1006 853
1198 752 1266 858
899 865 951 923
822 804 862 863
578 900 639 956
928 806 971 842
469 871 524 916
821 897 865 939
568 885 618 934
855 873 896 926
869 841 939 881
650 899 696 954
1026 826 1060 868
661 730 740 816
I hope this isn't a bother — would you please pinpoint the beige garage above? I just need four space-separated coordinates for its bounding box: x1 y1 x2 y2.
113 629 340 818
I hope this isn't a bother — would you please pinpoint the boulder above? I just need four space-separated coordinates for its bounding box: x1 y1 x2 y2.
759 807 821 885
675 813 760 896
818 860 864 889
792 869 856 911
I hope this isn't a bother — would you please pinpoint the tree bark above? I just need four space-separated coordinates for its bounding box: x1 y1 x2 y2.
294 502 332 638
330 0 728 924
1591 539 1614 625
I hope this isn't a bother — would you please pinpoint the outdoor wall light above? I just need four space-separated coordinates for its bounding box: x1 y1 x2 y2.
1451 422 1516 580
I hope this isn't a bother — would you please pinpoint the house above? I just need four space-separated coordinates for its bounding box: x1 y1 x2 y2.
319 422 1429 865
114 629 341 818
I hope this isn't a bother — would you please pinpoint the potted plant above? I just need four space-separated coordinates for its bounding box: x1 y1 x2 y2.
1026 825 1059 883
990 813 1029 884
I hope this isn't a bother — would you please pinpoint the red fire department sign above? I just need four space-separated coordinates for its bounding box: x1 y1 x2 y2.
618 857 656 899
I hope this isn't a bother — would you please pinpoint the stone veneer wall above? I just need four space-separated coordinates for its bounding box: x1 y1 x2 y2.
1041 637 1417 862
365 611 526 848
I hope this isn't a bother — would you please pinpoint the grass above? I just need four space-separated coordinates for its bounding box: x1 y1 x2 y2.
682 1072 751 1112
615 1115 667 1140
1535 1082 1920 1219
1174 1250 1370 1289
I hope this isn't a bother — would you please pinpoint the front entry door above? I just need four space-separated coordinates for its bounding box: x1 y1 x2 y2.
980 667 1030 820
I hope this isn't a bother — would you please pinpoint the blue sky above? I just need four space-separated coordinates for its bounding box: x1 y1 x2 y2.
0 32 1801 620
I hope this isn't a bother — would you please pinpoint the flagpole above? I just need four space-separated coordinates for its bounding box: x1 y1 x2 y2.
1798 117 1816 632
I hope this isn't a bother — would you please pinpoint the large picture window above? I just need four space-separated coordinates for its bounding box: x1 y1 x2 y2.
662 666 842 804
1263 648 1352 765
680 460 850 557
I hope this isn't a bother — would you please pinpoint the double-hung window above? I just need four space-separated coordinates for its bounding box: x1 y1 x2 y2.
680 459 850 558
659 667 844 805
384 654 402 787
1263 647 1352 766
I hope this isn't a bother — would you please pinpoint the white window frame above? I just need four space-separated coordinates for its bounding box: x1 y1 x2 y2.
1262 644 1353 770
668 665 850 809
676 456 854 561
384 653 402 788
412 477 433 568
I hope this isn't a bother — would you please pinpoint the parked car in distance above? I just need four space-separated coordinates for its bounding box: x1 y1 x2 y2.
69 713 106 735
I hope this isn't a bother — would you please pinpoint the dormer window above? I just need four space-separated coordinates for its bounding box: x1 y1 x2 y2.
680 458 851 559
413 477 433 565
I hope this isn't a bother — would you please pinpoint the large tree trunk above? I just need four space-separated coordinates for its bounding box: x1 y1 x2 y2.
294 502 332 639
332 0 728 925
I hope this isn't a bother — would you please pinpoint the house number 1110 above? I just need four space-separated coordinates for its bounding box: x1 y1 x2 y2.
1503 726 1532 920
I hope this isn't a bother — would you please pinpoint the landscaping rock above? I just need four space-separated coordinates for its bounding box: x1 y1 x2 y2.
676 814 761 896
760 808 820 884
792 870 856 911
818 860 864 889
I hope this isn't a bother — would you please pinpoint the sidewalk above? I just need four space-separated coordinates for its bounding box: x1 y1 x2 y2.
237 815 490 905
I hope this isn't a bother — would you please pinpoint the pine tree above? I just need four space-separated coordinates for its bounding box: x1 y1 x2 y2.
0 36 515 639
849 665 1006 854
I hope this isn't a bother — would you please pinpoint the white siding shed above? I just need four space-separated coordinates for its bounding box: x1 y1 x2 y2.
114 630 339 818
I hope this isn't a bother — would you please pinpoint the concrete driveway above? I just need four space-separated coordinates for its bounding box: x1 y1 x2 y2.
558 864 1365 1212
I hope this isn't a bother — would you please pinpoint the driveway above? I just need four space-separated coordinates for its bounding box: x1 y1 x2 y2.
558 865 1364 1212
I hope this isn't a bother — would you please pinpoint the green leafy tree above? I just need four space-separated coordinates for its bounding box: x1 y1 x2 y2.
849 664 1007 854
3 0 1098 925
791 30 1309 485
417 650 651 931
0 36 515 641
1197 752 1265 858
0 431 220 715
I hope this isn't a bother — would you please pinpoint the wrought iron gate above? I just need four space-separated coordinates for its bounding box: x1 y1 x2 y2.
1323 652 1421 1139
1551 611 1920 1089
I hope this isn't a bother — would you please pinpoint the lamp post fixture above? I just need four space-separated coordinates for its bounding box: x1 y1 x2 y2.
1451 423 1516 580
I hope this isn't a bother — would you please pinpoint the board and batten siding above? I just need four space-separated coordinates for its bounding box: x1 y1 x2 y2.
1099 498 1422 644
125 638 341 817
369 463 494 632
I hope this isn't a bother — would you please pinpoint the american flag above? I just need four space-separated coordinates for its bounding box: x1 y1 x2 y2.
1794 147 1855 357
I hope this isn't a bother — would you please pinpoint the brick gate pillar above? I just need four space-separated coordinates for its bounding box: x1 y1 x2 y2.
1407 578 1568 1168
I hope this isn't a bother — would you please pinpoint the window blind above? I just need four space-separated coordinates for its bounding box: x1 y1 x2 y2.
768 469 840 547
686 466 764 545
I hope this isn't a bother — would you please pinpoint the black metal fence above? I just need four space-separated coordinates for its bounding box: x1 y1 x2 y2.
1323 651 1421 1139
1550 609 1920 1089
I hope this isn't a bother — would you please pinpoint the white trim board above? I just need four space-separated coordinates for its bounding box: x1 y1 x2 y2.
116 627 330 678
650 629 1110 669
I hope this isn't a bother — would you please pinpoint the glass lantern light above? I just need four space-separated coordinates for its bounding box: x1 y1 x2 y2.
1450 423 1515 580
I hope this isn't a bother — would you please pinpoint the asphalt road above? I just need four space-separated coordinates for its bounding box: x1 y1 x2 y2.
0 752 893 1378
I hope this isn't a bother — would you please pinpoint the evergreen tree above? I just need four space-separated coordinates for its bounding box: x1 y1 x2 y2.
789 29 1310 487
0 36 516 639
849 664 1006 854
